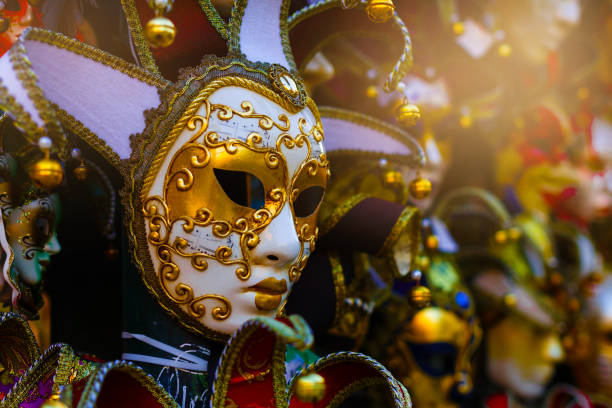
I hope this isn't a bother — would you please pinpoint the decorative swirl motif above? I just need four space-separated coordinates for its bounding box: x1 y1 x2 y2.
189 295 231 320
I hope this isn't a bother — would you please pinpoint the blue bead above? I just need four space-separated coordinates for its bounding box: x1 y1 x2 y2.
455 291 470 309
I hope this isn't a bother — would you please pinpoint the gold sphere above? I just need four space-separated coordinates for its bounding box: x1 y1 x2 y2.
29 158 63 190
409 176 432 200
452 21 465 35
425 235 439 251
295 373 326 403
459 115 472 128
409 285 431 308
417 255 430 270
365 0 395 23
497 43 512 57
0 18 9 33
144 16 176 48
41 396 68 408
494 230 508 245
395 103 421 126
365 85 378 98
383 170 402 187
508 227 522 241
73 164 88 181
503 293 517 308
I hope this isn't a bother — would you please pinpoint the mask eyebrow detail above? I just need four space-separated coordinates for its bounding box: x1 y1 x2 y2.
213 168 265 210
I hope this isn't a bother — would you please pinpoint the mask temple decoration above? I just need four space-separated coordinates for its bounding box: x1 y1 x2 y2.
0 1 416 407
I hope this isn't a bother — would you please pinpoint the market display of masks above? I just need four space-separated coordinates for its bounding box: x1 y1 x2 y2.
0 1 610 408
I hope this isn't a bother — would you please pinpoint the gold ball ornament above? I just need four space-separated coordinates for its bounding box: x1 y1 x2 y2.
73 163 88 181
409 285 431 308
145 16 176 48
508 227 522 241
409 176 432 200
365 0 395 23
497 43 512 57
30 158 63 190
459 115 473 128
494 230 508 245
417 255 430 270
503 293 517 308
395 103 421 126
425 235 439 251
452 21 465 35
383 170 402 187
295 373 326 403
0 17 9 33
41 395 67 408
365 85 378 98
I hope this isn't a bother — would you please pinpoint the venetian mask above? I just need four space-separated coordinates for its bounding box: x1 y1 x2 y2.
130 65 328 338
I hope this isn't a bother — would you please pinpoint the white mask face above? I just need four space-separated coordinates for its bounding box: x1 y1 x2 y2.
140 82 327 336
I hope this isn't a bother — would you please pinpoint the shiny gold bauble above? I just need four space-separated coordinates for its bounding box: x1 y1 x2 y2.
417 255 430 270
508 227 522 241
503 293 517 308
29 158 63 189
494 230 508 245
365 85 378 98
425 235 439 251
41 396 67 408
365 0 395 23
295 373 326 403
459 115 473 128
383 170 402 187
395 103 421 126
144 16 176 48
409 285 431 308
452 21 465 35
0 18 9 33
497 43 512 57
73 163 88 180
408 176 432 200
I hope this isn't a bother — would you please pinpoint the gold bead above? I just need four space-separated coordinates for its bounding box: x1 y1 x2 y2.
508 227 522 241
494 230 508 245
144 16 176 48
295 373 326 403
409 285 431 308
497 43 512 57
29 158 63 190
365 85 378 98
365 0 395 23
425 235 439 251
383 170 402 187
417 255 430 270
409 176 432 200
0 18 9 33
503 293 517 308
42 395 67 408
452 21 465 35
395 103 421 126
459 115 472 128
73 163 88 181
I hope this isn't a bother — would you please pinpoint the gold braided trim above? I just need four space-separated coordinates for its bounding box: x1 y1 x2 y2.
198 0 228 40
120 0 161 76
319 193 369 236
0 79 42 142
141 75 316 200
328 252 346 331
25 28 168 88
319 106 424 166
327 377 386 408
52 103 122 170
287 0 338 28
434 187 513 229
272 337 289 407
377 206 420 258
78 361 178 408
0 312 40 371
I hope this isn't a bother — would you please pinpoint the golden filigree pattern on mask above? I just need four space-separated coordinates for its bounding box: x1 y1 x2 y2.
6 196 55 260
142 96 327 322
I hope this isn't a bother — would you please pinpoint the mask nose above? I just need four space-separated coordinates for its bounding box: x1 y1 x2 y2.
44 234 61 255
542 334 565 363
251 203 300 267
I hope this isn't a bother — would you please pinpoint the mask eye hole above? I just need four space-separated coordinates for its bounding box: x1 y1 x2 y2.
293 186 324 218
213 168 265 210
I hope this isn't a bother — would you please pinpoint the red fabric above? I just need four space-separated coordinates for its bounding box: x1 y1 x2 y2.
96 371 163 408
485 393 508 408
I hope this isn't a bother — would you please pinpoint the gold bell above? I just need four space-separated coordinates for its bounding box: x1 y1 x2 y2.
365 0 395 23
395 102 421 126
30 137 63 190
145 16 176 48
409 286 431 308
41 395 68 408
295 373 326 403
409 176 432 200
73 163 88 180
